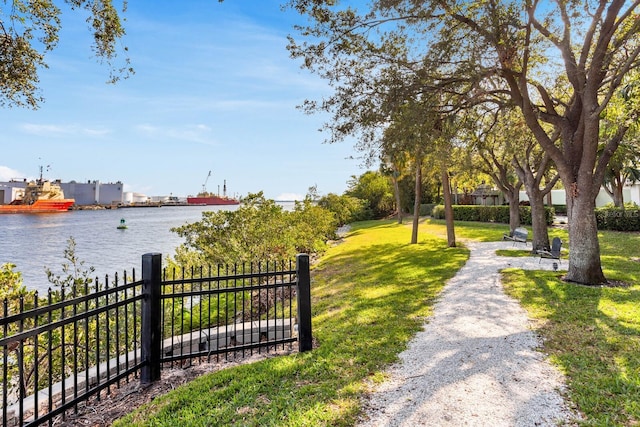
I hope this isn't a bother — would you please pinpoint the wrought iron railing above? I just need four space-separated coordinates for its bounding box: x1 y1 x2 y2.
0 254 311 426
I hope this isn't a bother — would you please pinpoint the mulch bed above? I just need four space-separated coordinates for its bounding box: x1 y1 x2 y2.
50 345 297 426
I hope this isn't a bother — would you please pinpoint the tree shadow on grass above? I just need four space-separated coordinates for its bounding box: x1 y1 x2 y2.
502 270 640 425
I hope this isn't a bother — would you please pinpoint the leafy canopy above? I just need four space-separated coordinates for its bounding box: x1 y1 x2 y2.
0 0 131 108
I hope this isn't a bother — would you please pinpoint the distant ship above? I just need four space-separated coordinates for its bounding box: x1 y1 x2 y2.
0 171 75 214
187 172 239 206
186 193 239 206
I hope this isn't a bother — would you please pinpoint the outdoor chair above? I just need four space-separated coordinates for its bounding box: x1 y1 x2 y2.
503 227 528 246
537 237 562 263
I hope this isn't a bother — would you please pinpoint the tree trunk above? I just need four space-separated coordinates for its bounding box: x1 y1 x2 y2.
411 159 422 244
392 171 403 224
529 190 550 252
513 162 550 252
441 164 456 247
508 200 520 235
612 177 625 209
500 187 521 235
565 191 607 285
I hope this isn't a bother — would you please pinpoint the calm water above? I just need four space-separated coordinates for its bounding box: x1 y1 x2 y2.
0 205 241 292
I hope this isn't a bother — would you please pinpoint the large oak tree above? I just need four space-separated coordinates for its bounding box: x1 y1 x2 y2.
288 0 640 285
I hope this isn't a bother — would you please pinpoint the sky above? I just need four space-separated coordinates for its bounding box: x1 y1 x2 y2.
0 1 370 201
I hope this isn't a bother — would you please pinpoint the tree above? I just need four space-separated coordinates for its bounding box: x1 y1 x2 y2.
468 108 523 235
288 1 640 285
345 171 395 219
601 142 640 208
512 139 559 252
170 192 337 268
470 107 559 250
0 0 131 108
317 192 370 225
382 103 428 243
380 154 405 224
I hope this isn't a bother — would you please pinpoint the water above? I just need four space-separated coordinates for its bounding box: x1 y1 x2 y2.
0 205 240 293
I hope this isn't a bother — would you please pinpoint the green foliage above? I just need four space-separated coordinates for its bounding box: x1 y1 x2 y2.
503 269 640 425
420 203 438 216
290 198 338 253
316 192 371 225
552 204 567 215
0 0 131 108
115 220 469 426
0 263 34 313
595 207 640 231
1 238 138 402
345 171 395 219
432 205 554 226
45 237 95 294
170 192 337 269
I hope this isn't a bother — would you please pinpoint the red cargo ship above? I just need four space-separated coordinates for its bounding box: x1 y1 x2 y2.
187 172 239 205
186 194 239 206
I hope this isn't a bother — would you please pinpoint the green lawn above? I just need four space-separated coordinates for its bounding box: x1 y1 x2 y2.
501 230 640 426
115 219 640 426
432 219 640 425
115 220 468 426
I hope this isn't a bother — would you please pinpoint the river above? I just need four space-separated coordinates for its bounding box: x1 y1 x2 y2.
0 205 249 293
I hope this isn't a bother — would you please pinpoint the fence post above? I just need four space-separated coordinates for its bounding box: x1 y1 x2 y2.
296 254 313 352
141 253 162 384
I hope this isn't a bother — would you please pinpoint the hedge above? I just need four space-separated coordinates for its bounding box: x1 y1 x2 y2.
420 203 438 216
595 207 640 231
431 205 554 226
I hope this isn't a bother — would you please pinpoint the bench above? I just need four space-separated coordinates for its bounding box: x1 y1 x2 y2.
537 237 562 264
503 227 528 245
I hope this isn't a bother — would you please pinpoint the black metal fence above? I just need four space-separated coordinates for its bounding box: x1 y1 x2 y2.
0 253 311 426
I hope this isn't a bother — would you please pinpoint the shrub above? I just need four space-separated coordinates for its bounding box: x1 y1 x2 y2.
420 203 438 216
170 192 338 268
595 207 640 231
430 205 554 225
345 171 395 218
552 204 567 215
317 193 372 225
432 205 445 219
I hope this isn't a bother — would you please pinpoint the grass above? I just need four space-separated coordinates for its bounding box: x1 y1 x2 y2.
495 249 531 257
431 219 640 425
115 218 640 426
497 228 640 426
114 220 468 426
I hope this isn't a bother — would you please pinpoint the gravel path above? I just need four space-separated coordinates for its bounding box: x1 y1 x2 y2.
357 241 580 426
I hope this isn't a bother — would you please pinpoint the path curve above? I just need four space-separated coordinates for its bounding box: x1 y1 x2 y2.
357 241 580 426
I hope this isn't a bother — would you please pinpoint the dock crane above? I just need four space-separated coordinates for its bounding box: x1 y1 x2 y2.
201 170 212 195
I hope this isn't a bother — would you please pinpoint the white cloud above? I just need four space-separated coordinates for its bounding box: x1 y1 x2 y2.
135 124 159 134
20 123 110 137
0 166 24 181
135 123 219 146
275 193 304 201
21 123 72 137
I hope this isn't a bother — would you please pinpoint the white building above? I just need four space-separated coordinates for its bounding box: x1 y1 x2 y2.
0 182 26 204
519 182 640 207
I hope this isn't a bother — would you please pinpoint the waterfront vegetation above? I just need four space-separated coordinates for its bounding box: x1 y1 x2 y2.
169 192 340 268
116 219 640 426
115 219 469 426
0 238 140 402
2 218 638 425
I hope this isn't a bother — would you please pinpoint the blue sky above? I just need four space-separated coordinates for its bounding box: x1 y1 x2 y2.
0 1 369 201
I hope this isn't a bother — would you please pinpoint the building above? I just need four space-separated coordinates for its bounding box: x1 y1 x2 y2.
61 181 124 206
0 179 125 206
464 182 640 208
519 184 640 207
0 181 27 205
